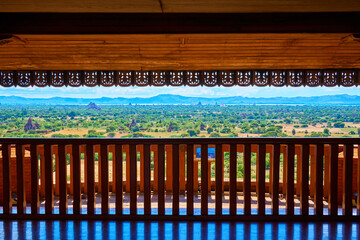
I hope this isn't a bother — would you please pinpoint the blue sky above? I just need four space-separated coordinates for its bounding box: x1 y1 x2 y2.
0 86 360 98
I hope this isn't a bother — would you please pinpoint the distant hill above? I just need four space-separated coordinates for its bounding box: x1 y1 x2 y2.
0 94 360 105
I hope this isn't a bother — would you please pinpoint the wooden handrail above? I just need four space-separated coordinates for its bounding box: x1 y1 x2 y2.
0 137 359 220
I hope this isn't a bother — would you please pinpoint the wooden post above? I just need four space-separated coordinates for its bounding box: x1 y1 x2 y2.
179 145 186 192
143 144 151 215
166 145 173 191
257 144 266 216
86 144 95 215
31 144 39 214
229 144 237 216
329 144 338 216
101 144 109 215
115 144 123 215
300 144 310 216
16 144 26 214
243 144 251 216
172 144 180 215
342 144 353 216
187 144 194 216
58 144 67 215
2 144 12 214
215 143 222 216
314 144 324 216
201 144 208 215
73 144 81 215
286 144 295 216
158 144 165 215
271 144 280 215
44 144 53 214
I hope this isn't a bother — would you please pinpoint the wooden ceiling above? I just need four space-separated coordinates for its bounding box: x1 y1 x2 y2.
1 33 360 70
1 0 360 13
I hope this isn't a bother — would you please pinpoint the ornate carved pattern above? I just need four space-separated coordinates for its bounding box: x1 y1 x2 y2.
84 71 98 87
323 70 338 87
254 71 269 86
288 70 304 87
135 71 149 86
219 71 235 86
169 71 184 86
67 71 82 87
0 71 14 87
202 71 218 87
306 70 322 87
340 70 356 86
50 71 65 87
16 71 31 87
117 71 132 86
100 71 114 86
186 71 201 86
270 71 286 86
1 70 359 87
151 71 166 86
34 71 48 87
236 71 252 86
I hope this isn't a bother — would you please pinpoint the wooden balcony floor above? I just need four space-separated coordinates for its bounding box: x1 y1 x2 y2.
0 220 359 240
2 192 357 216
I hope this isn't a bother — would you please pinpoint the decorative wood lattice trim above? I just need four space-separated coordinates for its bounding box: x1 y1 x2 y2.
0 70 359 87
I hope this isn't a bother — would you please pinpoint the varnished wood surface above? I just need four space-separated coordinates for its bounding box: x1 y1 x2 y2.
1 0 360 13
1 33 360 70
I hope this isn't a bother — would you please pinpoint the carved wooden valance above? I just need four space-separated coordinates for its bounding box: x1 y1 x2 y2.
0 70 359 87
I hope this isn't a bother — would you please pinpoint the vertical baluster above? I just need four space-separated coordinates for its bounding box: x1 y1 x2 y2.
2 144 12 214
58 144 67 214
101 144 109 215
129 144 137 215
300 144 310 216
172 144 180 216
201 144 208 215
144 144 151 215
73 144 81 215
343 144 353 216
329 144 338 216
315 144 324 216
87 144 95 215
244 144 251 215
286 144 295 216
186 144 194 216
115 144 123 215
16 144 26 214
31 144 39 215
215 143 222 216
230 144 237 216
158 144 165 215
257 144 266 215
44 144 53 214
272 143 280 215
179 145 186 192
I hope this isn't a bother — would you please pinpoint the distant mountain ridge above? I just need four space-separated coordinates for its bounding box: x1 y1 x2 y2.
0 94 360 105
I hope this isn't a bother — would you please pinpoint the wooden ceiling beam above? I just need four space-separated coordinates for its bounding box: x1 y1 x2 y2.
1 13 360 34
1 33 360 70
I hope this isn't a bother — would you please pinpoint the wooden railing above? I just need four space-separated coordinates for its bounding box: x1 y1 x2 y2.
0 138 359 221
